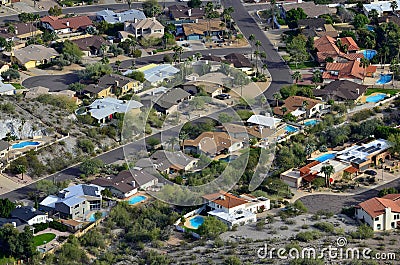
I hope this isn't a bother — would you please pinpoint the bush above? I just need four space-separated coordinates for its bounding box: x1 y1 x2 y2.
49 221 67 232
313 222 335 233
350 224 373 239
33 222 49 233
296 231 321 242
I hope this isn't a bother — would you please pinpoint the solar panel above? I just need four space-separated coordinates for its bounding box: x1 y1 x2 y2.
357 147 365 151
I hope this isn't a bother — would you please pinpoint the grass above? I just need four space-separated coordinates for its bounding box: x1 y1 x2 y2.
11 83 24 90
365 88 399 96
33 233 56 247
288 61 318 70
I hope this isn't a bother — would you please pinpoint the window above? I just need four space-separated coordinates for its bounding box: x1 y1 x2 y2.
375 216 379 221
377 224 381 230
391 222 396 228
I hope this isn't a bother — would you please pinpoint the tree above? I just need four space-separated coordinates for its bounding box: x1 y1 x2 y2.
142 0 162 17
0 199 15 218
197 216 228 239
223 256 241 265
359 58 370 84
312 70 322 87
15 164 26 180
18 12 32 23
353 14 369 29
62 40 84 63
281 106 288 116
368 9 379 25
321 164 335 187
172 45 184 63
36 179 59 195
48 5 62 16
391 1 398 12
78 62 113 81
146 137 160 150
287 35 309 67
188 0 201 8
285 7 307 29
80 158 104 176
273 92 282 107
101 188 113 198
127 71 145 82
388 133 400 154
94 211 103 221
291 71 302 83
1 69 20 81
249 34 255 61
218 113 233 123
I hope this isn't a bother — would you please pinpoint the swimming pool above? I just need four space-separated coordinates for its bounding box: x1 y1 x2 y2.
365 93 387 103
88 211 107 222
304 119 319 126
12 141 40 149
128 195 146 205
189 216 205 229
285 125 298 133
219 155 238 162
362 50 377 60
376 74 392 85
314 153 335 162
366 25 374 31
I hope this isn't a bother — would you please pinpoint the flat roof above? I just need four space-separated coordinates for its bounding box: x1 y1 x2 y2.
310 159 351 176
336 139 391 165
208 209 255 223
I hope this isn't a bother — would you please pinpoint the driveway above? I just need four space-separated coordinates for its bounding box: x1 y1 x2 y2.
22 73 79 91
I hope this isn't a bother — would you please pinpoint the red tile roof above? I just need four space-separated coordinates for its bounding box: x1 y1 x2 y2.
323 61 377 81
345 166 358 174
314 36 360 63
299 160 320 176
382 194 400 201
340 37 359 51
273 96 322 116
202 191 247 209
40 15 93 31
358 197 400 218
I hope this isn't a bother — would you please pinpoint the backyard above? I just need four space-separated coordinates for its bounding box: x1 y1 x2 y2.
33 233 56 247
366 88 399 96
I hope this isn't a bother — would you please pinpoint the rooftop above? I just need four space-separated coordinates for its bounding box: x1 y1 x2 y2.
149 150 197 171
13 45 59 64
336 139 392 165
203 191 248 209
358 194 400 218
88 97 143 120
71 35 108 51
247 114 281 129
313 80 367 100
11 206 46 222
183 131 242 154
273 96 322 116
96 9 146 24
40 15 93 31
282 2 332 18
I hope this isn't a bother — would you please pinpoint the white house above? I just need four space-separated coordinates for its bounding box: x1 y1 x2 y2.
355 194 400 231
0 76 15 95
11 206 49 226
247 114 282 129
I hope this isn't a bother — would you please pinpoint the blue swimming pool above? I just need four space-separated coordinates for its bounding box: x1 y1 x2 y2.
219 155 238 162
12 141 40 149
366 25 374 31
88 211 107 222
366 93 387 103
189 216 205 229
285 125 298 133
362 50 377 60
304 119 319 126
128 195 146 205
376 74 392 85
315 153 335 162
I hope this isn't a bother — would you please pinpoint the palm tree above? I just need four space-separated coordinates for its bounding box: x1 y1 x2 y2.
305 143 316 158
3 132 13 162
321 164 335 188
291 71 302 83
254 50 260 73
16 164 26 180
261 64 268 75
273 92 282 107
195 52 202 61
205 2 215 41
359 58 370 84
115 60 121 72
391 1 398 13
302 100 309 122
166 137 178 150
312 70 322 87
281 106 288 116
249 34 255 60
368 9 379 24
173 46 184 63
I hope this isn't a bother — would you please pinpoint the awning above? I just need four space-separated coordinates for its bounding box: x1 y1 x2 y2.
291 109 306 117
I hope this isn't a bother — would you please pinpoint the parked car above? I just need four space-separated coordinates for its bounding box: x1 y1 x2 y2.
215 94 231 100
364 170 377 176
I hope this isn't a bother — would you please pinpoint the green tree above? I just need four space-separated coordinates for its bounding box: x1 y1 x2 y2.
146 137 160 150
368 9 379 24
285 8 307 29
359 58 370 84
48 5 62 16
188 0 201 8
388 133 400 154
312 70 322 87
321 164 335 187
273 92 282 107
197 216 228 239
287 35 309 67
218 113 233 123
79 158 104 176
292 71 302 83
36 179 59 196
249 34 255 61
223 256 241 265
1 69 20 81
77 139 95 153
62 40 84 63
78 62 113 81
391 1 398 12
142 0 162 17
353 14 369 29
15 164 26 180
0 199 15 218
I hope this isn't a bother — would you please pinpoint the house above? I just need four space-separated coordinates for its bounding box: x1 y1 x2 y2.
313 80 368 102
96 9 146 24
280 2 332 19
182 132 243 157
273 96 324 119
11 206 48 225
0 76 15 95
314 36 362 64
12 45 59 69
363 0 400 17
202 190 270 228
336 139 392 171
60 219 83 232
123 17 164 38
152 88 191 114
71 35 108 57
183 19 225 40
218 123 249 141
182 72 231 97
40 15 93 34
168 5 205 20
0 140 9 158
224 53 253 74
84 74 141 98
323 61 377 84
355 194 400 231
0 22 42 40
0 218 26 231
124 64 180 87
85 97 143 123
247 114 282 129
39 184 103 220
92 170 158 198
297 18 338 38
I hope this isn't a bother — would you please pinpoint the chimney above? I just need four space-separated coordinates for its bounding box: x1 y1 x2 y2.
66 21 70 27
152 17 156 22
115 80 119 87
188 9 192 17
297 0 302 3
15 29 18 35
118 16 121 21
132 181 136 187
356 88 360 95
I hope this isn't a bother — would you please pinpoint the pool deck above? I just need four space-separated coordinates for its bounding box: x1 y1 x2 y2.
122 192 149 206
359 92 388 103
183 215 199 230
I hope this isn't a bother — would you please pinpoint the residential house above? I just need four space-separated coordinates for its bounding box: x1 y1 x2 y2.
168 5 205 20
182 72 232 97
202 190 270 228
152 88 191 114
0 76 15 95
247 114 282 129
218 123 249 142
123 17 164 38
11 206 49 226
336 139 392 171
280 2 332 19
124 64 180 87
363 0 400 17
40 15 93 35
183 19 225 40
323 61 378 84
96 9 146 24
0 218 26 231
12 45 59 69
60 219 83 232
39 184 103 220
92 169 158 198
297 18 338 38
71 35 108 57
313 80 368 102
0 22 42 40
182 132 243 157
224 53 253 74
273 96 324 119
0 140 9 158
84 74 141 98
84 97 143 123
136 150 198 174
314 36 362 64
355 194 400 231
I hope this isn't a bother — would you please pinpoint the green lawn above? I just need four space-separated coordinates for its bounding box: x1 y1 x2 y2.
365 88 399 96
11 83 24 90
33 233 56 247
288 61 319 70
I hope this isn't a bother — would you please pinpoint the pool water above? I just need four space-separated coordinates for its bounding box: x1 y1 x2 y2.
365 93 387 103
285 125 298 133
376 74 392 85
88 211 107 222
12 141 40 149
304 119 319 126
314 153 335 162
366 25 374 32
128 195 146 205
362 50 377 60
189 216 205 229
219 155 238 162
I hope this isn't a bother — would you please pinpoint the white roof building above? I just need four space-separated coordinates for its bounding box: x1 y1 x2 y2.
363 0 400 16
96 9 146 24
336 139 392 165
123 64 180 85
0 76 15 95
247 114 282 129
87 97 143 121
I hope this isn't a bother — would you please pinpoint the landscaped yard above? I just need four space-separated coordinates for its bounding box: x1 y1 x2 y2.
33 233 56 247
11 83 24 90
366 88 399 96
288 61 319 70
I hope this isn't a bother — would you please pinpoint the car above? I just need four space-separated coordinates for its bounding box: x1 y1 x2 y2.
364 170 377 176
215 94 231 100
